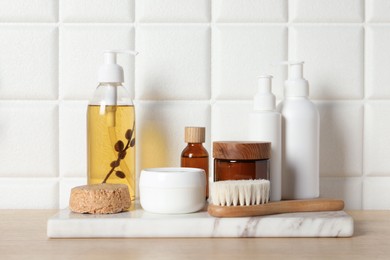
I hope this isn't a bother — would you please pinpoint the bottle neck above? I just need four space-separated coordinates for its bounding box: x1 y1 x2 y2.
89 82 133 106
286 96 308 100
187 143 204 146
98 82 122 87
284 79 309 97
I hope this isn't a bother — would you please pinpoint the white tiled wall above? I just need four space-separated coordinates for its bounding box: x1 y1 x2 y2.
0 0 389 210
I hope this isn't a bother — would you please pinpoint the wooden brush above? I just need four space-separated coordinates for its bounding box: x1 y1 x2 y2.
208 180 344 218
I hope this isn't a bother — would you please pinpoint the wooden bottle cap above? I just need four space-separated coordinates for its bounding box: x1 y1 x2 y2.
213 141 271 160
185 127 205 143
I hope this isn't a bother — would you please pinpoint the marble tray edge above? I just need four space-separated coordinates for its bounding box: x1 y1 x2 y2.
47 209 354 238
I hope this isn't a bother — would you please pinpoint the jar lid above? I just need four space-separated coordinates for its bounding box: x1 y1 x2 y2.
185 127 205 143
213 141 271 160
139 167 206 188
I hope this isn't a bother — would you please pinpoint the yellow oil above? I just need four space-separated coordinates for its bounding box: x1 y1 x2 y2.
87 105 135 201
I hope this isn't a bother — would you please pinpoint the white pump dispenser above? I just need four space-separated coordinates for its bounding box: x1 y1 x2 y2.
282 61 309 97
97 50 138 111
98 50 138 83
253 76 276 110
277 61 319 200
249 75 282 201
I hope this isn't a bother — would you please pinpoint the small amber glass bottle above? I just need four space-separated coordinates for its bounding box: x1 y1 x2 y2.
213 141 271 181
181 127 209 199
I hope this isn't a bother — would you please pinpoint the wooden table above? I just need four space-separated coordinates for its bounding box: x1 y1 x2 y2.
0 210 389 259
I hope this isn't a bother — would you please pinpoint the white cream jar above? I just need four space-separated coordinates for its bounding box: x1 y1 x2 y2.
139 167 206 214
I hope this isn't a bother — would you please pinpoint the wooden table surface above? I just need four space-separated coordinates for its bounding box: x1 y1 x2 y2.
0 210 389 259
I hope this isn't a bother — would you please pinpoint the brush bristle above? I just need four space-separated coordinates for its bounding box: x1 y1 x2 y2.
211 179 270 206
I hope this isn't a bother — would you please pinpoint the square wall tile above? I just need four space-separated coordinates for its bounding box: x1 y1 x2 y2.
135 25 210 100
0 102 58 177
366 0 390 22
290 0 363 22
212 101 252 141
0 0 58 22
59 101 88 177
137 0 210 22
60 0 134 22
320 177 362 210
136 101 210 174
213 0 287 23
363 177 390 209
289 26 363 100
366 26 390 99
60 25 134 100
213 25 287 100
59 178 87 209
0 179 58 209
0 25 58 100
365 102 390 176
317 102 363 177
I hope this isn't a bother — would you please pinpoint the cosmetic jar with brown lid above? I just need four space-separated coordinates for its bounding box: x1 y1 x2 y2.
213 141 271 181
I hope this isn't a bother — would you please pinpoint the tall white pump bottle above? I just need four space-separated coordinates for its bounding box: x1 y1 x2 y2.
278 61 319 199
87 50 138 201
249 75 282 201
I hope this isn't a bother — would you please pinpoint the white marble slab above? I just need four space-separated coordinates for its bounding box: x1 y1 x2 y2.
47 204 354 238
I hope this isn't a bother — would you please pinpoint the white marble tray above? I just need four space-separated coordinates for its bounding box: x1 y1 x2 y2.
47 204 354 238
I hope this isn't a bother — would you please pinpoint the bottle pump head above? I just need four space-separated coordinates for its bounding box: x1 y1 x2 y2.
281 61 309 97
253 75 275 111
98 50 138 83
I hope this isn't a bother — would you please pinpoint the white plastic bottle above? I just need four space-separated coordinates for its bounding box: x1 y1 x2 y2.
249 75 282 201
277 61 319 199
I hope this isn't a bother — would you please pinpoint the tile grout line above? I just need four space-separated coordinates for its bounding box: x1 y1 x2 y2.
361 0 366 210
57 13 61 189
210 0 214 147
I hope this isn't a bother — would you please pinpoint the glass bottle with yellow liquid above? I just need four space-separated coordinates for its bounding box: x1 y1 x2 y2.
87 50 137 201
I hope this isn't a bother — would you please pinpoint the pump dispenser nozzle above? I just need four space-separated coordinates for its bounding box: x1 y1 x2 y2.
254 75 275 111
279 61 309 97
97 50 138 126
98 50 138 83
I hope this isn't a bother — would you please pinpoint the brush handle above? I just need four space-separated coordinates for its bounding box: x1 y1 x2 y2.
207 199 344 218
